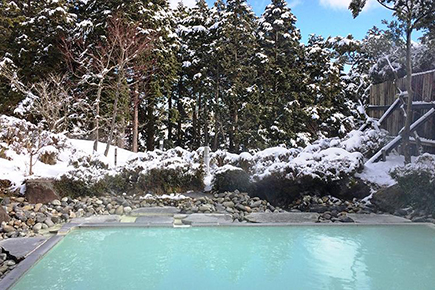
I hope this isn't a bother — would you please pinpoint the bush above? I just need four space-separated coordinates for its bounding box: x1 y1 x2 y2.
390 154 435 213
39 151 57 165
54 175 106 198
213 166 251 192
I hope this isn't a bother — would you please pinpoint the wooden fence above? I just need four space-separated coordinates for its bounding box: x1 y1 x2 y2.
367 70 435 151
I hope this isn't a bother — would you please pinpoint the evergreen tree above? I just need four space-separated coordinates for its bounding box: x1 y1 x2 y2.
221 0 258 152
257 0 303 147
177 0 212 150
208 0 227 150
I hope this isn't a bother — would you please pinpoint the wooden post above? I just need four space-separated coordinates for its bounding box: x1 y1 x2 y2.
204 146 210 175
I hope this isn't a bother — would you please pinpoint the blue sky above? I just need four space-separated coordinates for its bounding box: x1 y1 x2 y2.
172 0 424 43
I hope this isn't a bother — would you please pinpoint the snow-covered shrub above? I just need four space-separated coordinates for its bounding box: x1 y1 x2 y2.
213 165 251 193
0 115 68 154
340 129 388 157
58 146 205 196
390 154 435 213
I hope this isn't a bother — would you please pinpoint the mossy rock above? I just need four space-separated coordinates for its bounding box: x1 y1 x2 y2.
371 184 410 214
213 168 251 193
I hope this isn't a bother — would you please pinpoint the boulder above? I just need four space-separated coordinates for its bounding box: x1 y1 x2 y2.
371 184 409 214
25 179 59 204
0 206 9 223
213 168 251 193
330 178 371 200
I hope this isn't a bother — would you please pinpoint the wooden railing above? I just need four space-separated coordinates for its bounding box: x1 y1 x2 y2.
367 70 435 145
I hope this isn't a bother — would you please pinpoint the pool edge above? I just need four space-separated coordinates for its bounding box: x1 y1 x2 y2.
0 235 64 290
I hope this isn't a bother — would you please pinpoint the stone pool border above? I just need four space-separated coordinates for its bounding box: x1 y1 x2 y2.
1 219 434 290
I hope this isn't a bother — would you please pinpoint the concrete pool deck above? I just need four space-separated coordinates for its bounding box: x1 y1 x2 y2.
0 209 433 289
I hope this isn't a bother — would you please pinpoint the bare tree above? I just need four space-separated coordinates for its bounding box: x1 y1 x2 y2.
102 15 155 157
62 15 155 156
0 61 78 133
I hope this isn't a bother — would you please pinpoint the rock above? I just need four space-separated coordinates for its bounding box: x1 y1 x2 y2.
22 205 33 211
115 205 124 215
222 201 235 208
33 223 43 232
338 215 354 223
0 206 10 223
235 204 247 212
15 197 25 203
35 213 47 223
26 218 35 226
2 225 15 233
0 265 8 273
34 203 43 212
372 185 409 214
44 218 54 228
309 204 328 213
250 200 262 208
333 178 371 200
199 204 213 212
394 208 412 216
213 168 251 193
25 178 59 204
123 206 132 215
15 212 27 222
411 216 427 223
322 213 332 220
51 199 61 206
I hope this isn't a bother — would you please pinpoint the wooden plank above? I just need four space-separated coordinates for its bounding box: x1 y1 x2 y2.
378 98 401 126
366 108 435 164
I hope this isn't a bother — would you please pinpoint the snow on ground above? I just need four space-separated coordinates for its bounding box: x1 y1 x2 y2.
356 154 416 187
0 138 139 190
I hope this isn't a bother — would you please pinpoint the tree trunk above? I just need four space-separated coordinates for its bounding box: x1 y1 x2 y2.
233 107 239 153
212 73 220 151
197 94 202 149
93 80 104 152
402 27 414 164
146 96 155 151
132 83 139 153
176 78 183 147
204 100 209 147
29 152 33 176
104 81 120 157
192 98 198 150
168 93 173 146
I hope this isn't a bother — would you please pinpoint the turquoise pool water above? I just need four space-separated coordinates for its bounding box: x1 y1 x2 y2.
11 225 435 290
